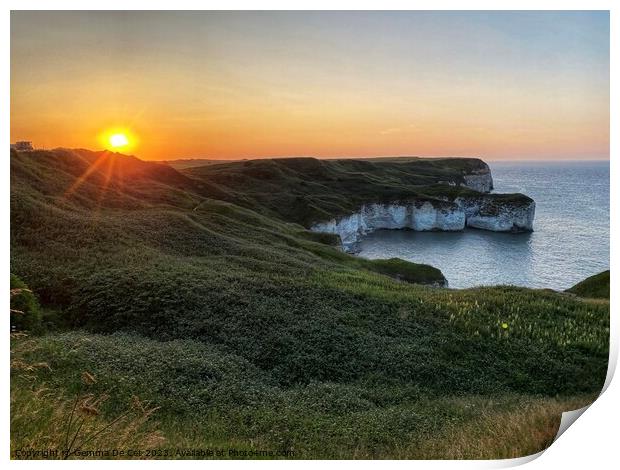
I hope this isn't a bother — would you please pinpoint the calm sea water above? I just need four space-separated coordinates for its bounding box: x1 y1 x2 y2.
358 161 610 290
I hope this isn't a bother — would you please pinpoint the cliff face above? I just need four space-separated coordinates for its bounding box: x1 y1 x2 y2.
438 163 493 193
311 196 535 252
182 155 530 252
308 160 535 251
462 167 494 192
185 156 502 227
457 196 535 232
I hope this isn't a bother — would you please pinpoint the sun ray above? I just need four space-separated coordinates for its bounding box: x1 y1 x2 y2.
63 152 111 199
96 152 117 207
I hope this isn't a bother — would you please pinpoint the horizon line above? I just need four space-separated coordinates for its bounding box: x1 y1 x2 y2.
15 146 611 163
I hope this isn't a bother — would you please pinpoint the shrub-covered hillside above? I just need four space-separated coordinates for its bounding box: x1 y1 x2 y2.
10 149 609 459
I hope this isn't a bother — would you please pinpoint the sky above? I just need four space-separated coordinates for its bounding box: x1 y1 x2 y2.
11 11 609 161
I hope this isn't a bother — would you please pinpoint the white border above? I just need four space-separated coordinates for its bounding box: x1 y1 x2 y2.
3 1 616 468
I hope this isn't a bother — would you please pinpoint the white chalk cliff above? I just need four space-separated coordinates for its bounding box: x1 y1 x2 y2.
462 168 494 193
310 167 535 252
439 165 494 193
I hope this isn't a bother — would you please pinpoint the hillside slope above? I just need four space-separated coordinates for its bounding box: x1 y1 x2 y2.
10 149 609 459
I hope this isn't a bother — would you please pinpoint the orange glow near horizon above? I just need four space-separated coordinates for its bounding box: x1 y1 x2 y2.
10 11 610 161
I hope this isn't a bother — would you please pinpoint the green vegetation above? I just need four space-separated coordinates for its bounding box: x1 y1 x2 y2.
566 270 610 299
11 333 595 459
10 149 608 459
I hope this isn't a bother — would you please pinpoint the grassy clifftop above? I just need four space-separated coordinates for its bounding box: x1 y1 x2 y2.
182 156 529 226
10 149 608 459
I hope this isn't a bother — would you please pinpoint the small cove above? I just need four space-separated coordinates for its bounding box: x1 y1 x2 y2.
357 161 609 290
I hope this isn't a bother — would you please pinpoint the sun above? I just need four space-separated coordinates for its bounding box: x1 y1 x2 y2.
108 133 129 149
99 128 137 152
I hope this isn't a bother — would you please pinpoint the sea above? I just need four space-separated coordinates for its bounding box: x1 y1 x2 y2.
358 161 610 290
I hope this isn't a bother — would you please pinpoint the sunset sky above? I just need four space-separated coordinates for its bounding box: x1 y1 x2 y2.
11 11 609 161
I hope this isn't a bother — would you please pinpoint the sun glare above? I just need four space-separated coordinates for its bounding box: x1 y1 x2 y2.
109 133 129 148
99 128 137 152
